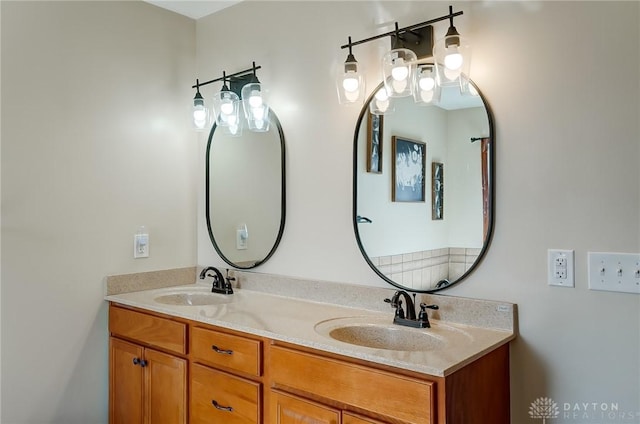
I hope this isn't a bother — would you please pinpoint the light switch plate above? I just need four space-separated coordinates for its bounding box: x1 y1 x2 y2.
588 252 640 294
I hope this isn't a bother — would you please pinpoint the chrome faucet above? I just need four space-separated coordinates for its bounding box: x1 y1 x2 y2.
199 266 234 295
385 290 438 328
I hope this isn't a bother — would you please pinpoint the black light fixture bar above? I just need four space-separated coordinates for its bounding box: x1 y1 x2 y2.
192 63 262 89
339 9 463 50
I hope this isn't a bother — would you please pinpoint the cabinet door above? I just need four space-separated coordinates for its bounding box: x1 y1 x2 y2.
110 338 144 424
145 348 187 424
270 390 340 424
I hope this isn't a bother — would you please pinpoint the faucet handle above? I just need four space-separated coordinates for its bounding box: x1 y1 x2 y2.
418 303 439 328
225 269 236 281
384 297 405 318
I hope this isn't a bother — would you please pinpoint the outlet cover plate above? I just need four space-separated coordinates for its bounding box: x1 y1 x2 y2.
548 249 575 287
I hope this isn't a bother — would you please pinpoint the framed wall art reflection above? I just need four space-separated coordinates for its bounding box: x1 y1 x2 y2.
366 112 383 173
432 162 444 220
391 136 425 202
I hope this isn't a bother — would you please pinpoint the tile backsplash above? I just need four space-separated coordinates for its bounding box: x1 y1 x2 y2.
370 247 481 290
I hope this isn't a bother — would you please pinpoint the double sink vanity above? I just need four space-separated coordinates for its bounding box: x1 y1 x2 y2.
106 269 516 424
107 34 512 423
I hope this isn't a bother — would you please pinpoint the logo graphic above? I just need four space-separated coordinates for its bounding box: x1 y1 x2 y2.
530 397 560 423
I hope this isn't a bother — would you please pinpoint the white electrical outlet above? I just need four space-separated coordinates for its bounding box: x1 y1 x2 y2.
548 249 574 287
236 224 248 250
588 252 640 294
134 227 149 259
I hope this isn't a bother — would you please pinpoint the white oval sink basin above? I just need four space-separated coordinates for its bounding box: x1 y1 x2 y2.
154 292 232 306
315 316 472 352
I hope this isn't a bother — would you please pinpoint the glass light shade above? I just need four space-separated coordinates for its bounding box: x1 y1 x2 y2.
382 48 417 98
212 90 240 127
192 100 211 131
434 33 471 87
241 82 270 132
413 65 441 106
369 86 395 115
336 60 365 105
222 101 244 137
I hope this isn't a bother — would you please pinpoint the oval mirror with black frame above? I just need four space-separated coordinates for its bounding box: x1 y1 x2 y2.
353 78 494 292
206 110 286 269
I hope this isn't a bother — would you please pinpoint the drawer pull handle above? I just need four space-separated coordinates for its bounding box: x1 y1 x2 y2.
211 400 233 412
211 345 233 355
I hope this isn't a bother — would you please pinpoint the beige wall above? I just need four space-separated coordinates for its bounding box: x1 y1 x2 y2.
1 1 196 422
196 1 640 423
1 1 638 423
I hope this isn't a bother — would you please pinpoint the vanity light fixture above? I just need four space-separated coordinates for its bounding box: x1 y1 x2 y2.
337 5 470 113
434 6 471 87
336 36 366 105
381 23 418 98
413 64 441 106
369 86 394 115
211 72 240 128
192 79 211 131
241 63 270 132
191 63 268 133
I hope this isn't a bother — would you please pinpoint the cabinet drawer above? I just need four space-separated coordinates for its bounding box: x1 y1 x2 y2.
271 390 340 424
190 363 260 424
109 305 186 355
270 346 435 424
191 326 261 376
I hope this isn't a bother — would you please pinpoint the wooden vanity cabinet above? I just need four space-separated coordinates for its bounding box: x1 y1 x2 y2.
109 305 187 424
267 342 510 424
109 303 510 424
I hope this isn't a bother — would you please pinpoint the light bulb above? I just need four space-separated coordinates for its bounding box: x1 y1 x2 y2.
194 118 206 129
391 78 408 94
220 99 234 115
193 105 207 129
193 107 206 121
391 58 409 81
444 66 462 81
251 106 266 121
418 76 435 91
444 45 463 70
342 75 359 93
375 88 389 102
375 98 390 113
248 90 263 108
227 114 237 126
344 89 359 102
229 124 240 135
254 119 265 130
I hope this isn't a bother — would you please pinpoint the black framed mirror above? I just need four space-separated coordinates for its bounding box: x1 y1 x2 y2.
206 110 286 269
353 79 494 292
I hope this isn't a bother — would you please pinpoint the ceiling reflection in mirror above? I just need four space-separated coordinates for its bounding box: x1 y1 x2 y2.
206 110 285 269
354 80 494 292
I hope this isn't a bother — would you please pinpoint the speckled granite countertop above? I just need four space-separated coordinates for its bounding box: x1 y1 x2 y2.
105 275 516 377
